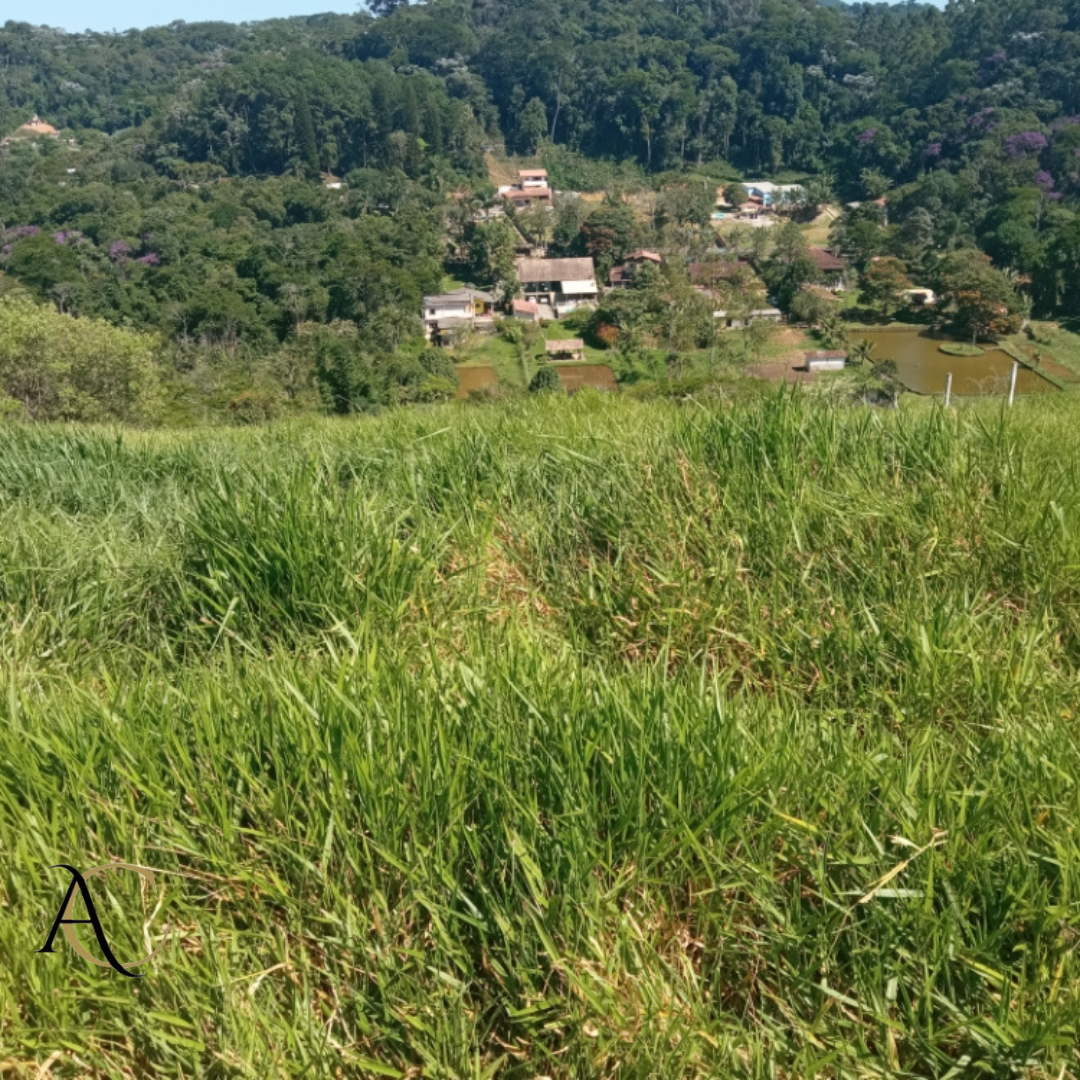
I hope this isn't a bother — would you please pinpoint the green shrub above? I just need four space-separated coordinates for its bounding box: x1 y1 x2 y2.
528 364 563 393
0 293 159 422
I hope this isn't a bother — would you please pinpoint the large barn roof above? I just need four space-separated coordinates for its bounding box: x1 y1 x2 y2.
516 257 596 283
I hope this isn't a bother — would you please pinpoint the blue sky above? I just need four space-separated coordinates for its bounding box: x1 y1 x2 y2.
5 0 943 35
6 0 362 33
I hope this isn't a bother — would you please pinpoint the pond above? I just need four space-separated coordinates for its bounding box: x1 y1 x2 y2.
859 330 1056 396
455 366 498 399
553 364 618 392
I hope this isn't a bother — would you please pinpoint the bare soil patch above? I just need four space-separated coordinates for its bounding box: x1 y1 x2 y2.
748 360 815 385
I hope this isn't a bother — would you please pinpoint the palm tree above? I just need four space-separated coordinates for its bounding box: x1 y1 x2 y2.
849 338 875 366
817 312 848 350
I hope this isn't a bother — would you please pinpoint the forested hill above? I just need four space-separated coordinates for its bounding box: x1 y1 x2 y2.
2 0 1080 180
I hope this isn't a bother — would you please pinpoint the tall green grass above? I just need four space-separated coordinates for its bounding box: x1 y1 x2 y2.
0 391 1078 1077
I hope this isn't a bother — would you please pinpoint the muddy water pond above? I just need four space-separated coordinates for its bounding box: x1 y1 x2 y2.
860 330 1056 396
553 364 618 392
454 366 498 398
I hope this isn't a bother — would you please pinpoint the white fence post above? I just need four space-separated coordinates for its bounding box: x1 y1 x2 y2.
945 372 952 408
1008 361 1018 407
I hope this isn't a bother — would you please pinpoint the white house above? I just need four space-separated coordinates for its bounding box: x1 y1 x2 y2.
518 169 549 189
423 287 495 343
742 181 804 208
497 169 554 209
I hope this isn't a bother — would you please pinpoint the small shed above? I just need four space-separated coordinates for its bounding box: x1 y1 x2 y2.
804 350 848 372
512 299 541 321
546 338 585 362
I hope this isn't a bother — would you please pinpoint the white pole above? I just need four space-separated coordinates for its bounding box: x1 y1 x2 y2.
1008 361 1018 407
945 372 952 408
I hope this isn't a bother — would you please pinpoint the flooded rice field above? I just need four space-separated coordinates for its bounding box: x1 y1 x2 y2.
454 366 498 398
860 330 1056 396
553 364 618 392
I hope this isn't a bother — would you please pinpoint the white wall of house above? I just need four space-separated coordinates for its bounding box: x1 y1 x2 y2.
560 279 598 295
425 300 473 322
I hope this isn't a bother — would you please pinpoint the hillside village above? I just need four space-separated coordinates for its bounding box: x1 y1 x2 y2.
420 165 972 395
405 154 1071 403
427 168 826 333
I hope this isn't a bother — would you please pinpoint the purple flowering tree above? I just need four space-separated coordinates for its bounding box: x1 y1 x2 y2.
1004 131 1049 157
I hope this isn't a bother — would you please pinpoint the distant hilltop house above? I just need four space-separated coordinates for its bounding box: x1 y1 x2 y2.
498 169 554 210
423 286 495 345
724 181 804 226
12 115 59 138
609 249 661 289
516 256 598 316
742 181 803 208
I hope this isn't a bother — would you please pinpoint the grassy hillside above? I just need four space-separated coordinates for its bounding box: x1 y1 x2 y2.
1 391 1079 1077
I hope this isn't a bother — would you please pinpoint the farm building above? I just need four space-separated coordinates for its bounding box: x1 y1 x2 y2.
804 350 848 372
516 257 599 315
545 339 586 362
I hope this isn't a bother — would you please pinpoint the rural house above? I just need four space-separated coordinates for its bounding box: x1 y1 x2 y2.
807 247 848 291
609 250 661 289
498 169 554 209
423 287 495 343
743 181 803 208
503 187 553 209
516 257 599 315
517 169 549 189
